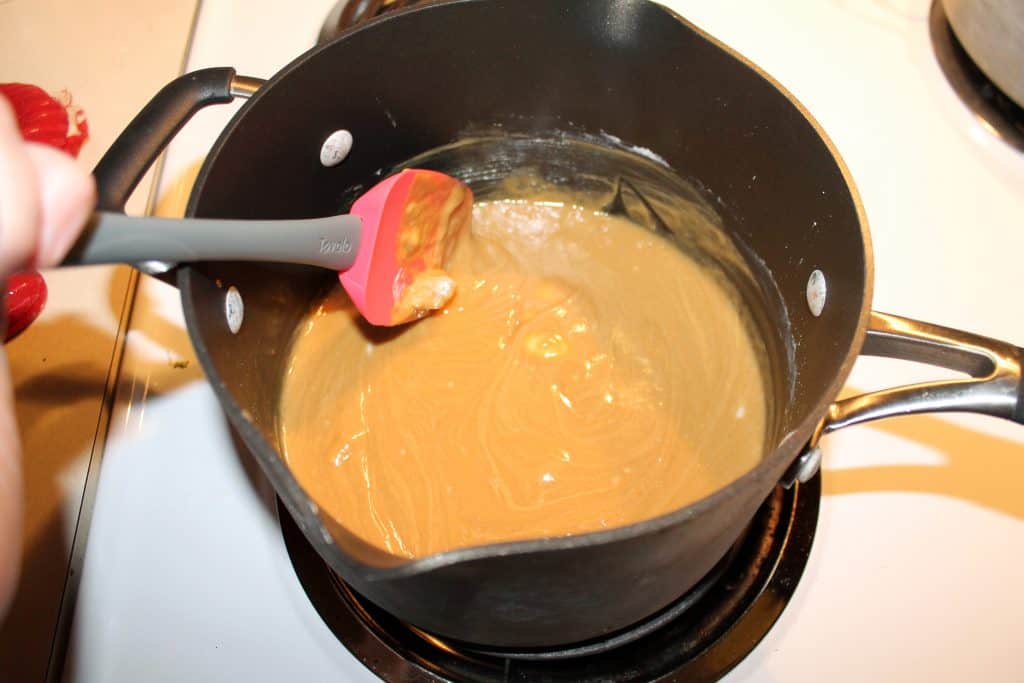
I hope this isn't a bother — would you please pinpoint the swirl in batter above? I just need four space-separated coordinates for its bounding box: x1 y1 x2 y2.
279 198 767 558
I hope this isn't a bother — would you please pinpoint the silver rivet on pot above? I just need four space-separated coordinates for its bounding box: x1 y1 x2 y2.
225 286 244 334
780 445 823 489
319 129 353 167
806 269 827 317
794 446 823 485
137 260 175 275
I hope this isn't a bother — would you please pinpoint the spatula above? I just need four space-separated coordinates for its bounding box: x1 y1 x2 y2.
63 169 472 326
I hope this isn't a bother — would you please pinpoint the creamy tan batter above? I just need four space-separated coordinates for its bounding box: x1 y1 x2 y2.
279 198 767 558
386 171 471 324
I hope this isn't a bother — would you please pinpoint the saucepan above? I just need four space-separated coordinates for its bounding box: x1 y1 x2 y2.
91 0 1023 649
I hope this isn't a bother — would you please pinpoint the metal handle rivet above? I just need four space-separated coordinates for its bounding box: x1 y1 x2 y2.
225 286 244 334
320 129 353 167
780 445 823 489
806 269 827 317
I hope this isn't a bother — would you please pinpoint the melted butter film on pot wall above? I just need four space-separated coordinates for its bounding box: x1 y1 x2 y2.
279 195 768 559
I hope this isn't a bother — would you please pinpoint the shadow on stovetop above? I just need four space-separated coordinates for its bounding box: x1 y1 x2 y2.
0 273 201 682
822 394 1024 519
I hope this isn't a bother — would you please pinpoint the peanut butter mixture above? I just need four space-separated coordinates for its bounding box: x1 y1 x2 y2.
388 173 471 324
280 198 767 558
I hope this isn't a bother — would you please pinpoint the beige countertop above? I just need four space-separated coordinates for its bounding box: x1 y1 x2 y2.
0 1 200 680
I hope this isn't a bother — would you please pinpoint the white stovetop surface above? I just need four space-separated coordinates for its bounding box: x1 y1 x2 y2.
64 1 1024 681
0 1 199 680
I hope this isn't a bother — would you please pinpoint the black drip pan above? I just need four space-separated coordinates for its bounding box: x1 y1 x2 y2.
280 473 819 682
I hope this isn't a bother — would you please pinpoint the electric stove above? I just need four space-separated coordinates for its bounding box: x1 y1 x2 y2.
58 1 1024 681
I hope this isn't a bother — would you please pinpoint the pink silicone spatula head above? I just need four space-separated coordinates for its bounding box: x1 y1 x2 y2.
342 169 472 326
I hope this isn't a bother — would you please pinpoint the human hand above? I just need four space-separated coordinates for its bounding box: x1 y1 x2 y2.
0 91 96 617
0 94 95 275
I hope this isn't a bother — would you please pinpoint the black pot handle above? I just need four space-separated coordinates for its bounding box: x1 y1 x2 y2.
93 67 263 212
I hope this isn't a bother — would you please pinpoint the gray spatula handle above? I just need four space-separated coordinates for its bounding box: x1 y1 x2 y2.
62 211 363 271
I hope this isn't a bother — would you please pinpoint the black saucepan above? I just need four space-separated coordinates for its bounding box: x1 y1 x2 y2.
90 0 1023 649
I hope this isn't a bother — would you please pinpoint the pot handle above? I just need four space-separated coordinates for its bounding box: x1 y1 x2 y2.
783 310 1024 486
93 67 264 212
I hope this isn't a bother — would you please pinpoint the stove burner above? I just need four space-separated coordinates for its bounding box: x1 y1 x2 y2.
319 0 430 45
280 474 819 682
929 0 1024 152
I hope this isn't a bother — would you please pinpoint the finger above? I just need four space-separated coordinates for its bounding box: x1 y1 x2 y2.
25 143 95 268
0 97 41 276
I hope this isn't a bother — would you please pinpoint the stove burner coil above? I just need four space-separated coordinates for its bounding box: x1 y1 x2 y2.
280 474 819 682
319 0 430 45
930 0 1024 152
